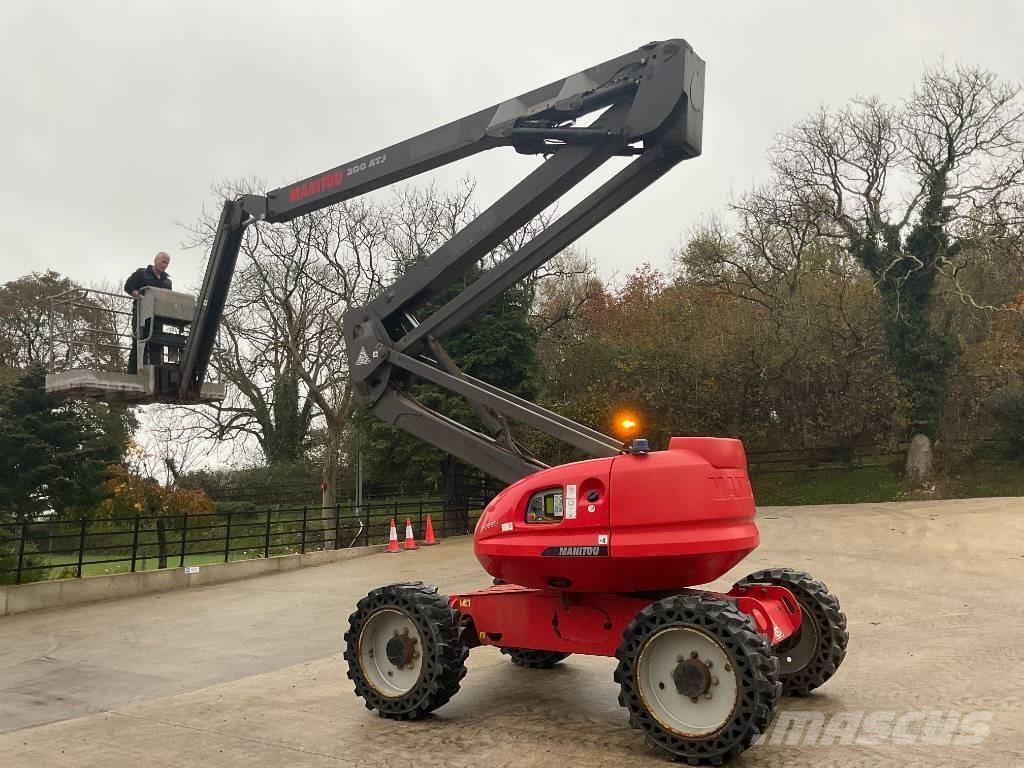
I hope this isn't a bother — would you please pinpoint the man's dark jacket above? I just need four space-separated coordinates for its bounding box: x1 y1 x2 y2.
124 265 172 295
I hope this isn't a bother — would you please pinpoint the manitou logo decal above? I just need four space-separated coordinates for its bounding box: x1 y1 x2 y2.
288 170 344 203
542 545 609 557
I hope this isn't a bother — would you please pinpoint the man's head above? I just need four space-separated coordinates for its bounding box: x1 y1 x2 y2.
153 251 170 275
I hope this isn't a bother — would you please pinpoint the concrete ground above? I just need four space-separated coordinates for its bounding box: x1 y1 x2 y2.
1 497 1022 767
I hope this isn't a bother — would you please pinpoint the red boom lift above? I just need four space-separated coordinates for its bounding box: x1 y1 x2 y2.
56 38 848 763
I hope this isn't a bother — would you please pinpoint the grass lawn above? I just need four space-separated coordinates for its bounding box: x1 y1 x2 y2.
28 549 291 580
752 456 1024 506
945 457 1024 499
752 464 902 506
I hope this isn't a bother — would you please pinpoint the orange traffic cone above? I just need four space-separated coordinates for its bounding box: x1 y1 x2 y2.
422 514 439 545
403 517 418 551
385 518 401 553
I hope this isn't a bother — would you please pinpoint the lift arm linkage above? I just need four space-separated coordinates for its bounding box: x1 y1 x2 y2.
181 38 705 484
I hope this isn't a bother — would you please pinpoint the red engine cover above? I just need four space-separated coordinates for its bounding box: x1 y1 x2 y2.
474 437 758 592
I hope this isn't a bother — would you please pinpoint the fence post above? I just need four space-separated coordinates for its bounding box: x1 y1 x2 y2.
334 503 340 551
300 506 308 554
363 504 371 547
264 509 272 559
16 521 27 585
77 517 87 578
130 515 141 573
418 499 424 537
224 510 233 563
179 513 189 568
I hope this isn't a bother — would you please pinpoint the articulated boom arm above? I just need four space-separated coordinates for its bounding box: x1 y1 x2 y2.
182 39 705 484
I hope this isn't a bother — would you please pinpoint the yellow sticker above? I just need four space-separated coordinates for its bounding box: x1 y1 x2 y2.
460 598 472 608
479 631 487 641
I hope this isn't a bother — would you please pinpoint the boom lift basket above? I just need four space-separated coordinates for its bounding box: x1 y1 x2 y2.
43 286 224 404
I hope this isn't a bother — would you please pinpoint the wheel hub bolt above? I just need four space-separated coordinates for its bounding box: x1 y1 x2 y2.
385 632 417 668
673 657 713 699
690 651 699 659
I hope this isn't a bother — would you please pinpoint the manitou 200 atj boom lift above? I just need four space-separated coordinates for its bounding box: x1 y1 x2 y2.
49 39 848 763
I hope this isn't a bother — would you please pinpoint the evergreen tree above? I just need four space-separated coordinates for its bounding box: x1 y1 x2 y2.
0 366 133 522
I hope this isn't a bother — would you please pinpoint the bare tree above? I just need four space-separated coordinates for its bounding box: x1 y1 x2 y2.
182 179 389 541
686 62 1024 481
136 404 213 485
530 247 605 355
182 174 564 533
0 271 127 373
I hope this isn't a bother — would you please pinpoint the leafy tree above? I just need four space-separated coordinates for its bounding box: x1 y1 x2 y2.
98 445 214 569
779 66 1023 436
181 460 324 506
679 225 904 454
0 271 76 371
0 366 134 523
534 251 905 466
681 62 1024 480
0 270 125 375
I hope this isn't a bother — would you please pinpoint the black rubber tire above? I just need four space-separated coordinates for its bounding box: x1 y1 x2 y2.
499 647 571 668
344 581 468 719
614 594 781 765
734 568 848 697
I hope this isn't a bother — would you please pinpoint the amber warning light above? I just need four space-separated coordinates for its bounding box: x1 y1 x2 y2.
614 412 640 437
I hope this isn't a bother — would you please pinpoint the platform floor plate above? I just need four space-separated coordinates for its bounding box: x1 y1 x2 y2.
45 369 225 404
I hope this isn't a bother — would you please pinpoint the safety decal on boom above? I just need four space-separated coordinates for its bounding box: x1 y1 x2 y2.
541 545 608 557
355 347 371 366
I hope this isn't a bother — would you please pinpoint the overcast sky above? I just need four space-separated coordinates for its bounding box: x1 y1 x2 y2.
2 1 1022 293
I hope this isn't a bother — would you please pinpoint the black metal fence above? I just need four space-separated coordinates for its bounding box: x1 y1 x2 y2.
0 500 482 585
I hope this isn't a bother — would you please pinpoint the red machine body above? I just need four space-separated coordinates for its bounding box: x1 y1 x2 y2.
451 583 801 657
473 437 759 593
456 437 801 656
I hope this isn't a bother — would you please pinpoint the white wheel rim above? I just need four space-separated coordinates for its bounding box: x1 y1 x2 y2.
636 626 740 737
358 609 425 698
